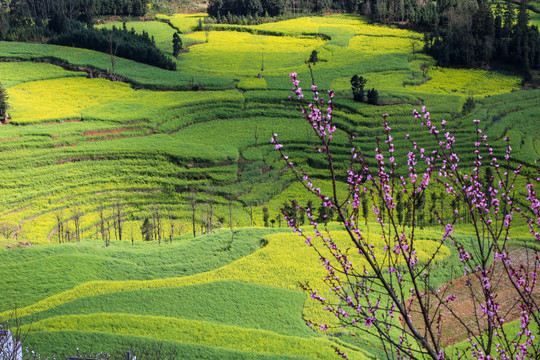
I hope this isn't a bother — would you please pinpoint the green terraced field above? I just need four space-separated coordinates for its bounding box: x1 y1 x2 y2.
0 12 537 359
0 12 534 246
2 227 459 359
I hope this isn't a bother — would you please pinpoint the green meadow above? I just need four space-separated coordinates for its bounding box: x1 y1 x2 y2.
0 11 538 359
2 226 500 359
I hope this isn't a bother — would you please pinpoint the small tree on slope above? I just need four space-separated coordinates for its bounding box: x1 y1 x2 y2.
172 32 182 58
0 82 8 123
350 74 367 102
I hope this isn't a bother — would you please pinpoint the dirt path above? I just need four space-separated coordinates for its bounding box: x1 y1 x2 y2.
0 136 20 143
409 247 539 346
83 127 139 137
42 119 82 126
47 227 58 243
0 242 30 249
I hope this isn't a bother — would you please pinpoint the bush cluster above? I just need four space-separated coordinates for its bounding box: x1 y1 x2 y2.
50 24 177 71
351 74 379 104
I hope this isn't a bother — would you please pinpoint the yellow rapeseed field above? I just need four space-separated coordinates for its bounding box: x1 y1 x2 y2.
180 31 324 77
8 78 132 124
8 77 244 124
407 67 522 97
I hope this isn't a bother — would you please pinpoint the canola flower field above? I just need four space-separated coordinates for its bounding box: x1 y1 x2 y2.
0 12 538 359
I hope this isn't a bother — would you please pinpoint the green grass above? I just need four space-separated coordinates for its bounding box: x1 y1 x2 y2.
178 30 325 78
3 226 456 359
0 64 529 243
0 61 85 88
461 89 540 161
406 67 522 97
24 331 319 360
0 12 536 359
0 229 273 312
18 280 312 337
2 228 385 358
7 73 244 124
238 77 268 90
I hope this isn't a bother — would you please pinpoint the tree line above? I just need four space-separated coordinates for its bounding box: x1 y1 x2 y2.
364 0 540 78
207 0 363 19
276 175 493 230
8 176 493 247
5 0 145 27
2 0 145 38
425 0 539 79
54 202 185 247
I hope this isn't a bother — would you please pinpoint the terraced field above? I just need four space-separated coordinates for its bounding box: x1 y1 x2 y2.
0 12 537 359
1 227 464 358
0 14 531 245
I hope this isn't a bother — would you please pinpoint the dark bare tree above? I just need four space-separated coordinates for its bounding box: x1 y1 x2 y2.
108 33 119 75
167 208 175 243
113 216 118 241
262 206 269 227
201 204 211 234
106 219 111 246
207 188 215 233
99 206 110 247
115 202 122 241
64 222 71 242
188 189 197 238
140 217 153 242
0 82 8 123
72 202 81 244
410 39 419 60
151 204 162 245
130 219 134 246
55 209 64 243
